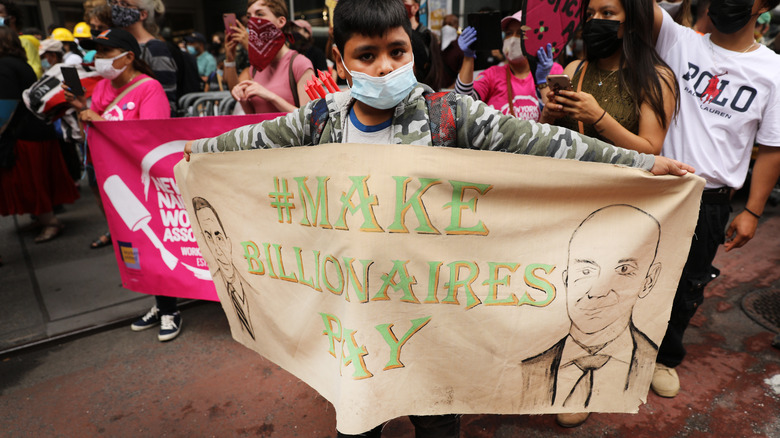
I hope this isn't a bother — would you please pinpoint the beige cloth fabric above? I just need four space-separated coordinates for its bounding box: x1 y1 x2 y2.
175 143 704 434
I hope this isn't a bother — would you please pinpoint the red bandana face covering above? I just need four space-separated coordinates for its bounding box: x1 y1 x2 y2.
247 17 286 72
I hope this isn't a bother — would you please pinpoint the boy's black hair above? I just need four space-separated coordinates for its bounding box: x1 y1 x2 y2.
764 0 780 10
332 0 413 54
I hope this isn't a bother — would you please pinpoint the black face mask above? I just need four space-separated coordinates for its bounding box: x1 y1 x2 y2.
708 0 755 34
582 19 623 60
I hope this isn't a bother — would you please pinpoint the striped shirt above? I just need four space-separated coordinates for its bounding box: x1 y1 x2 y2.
140 39 178 113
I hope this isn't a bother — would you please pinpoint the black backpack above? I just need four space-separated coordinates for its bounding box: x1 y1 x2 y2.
166 41 204 98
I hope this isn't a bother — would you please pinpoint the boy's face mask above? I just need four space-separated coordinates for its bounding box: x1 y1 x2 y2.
708 0 756 34
341 58 418 110
247 17 285 72
0 17 5 27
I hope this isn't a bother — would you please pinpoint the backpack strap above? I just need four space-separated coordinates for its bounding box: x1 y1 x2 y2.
102 77 153 117
308 97 330 145
288 52 300 107
424 91 458 148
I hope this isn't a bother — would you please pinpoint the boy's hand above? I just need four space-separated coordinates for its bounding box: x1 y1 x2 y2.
458 26 477 58
650 156 695 176
184 141 194 162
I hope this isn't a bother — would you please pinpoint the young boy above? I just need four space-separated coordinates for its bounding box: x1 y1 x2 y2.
649 0 780 398
184 0 692 435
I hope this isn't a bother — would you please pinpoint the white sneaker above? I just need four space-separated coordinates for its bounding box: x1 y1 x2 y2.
651 363 680 398
158 312 182 342
131 306 160 331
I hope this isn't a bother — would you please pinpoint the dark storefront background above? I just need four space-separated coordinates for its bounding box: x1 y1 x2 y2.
17 0 524 41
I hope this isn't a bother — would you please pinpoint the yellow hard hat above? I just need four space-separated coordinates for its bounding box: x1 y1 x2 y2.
51 27 75 42
73 22 91 38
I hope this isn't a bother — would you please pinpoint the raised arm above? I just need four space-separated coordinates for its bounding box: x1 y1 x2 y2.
453 27 479 99
652 2 665 45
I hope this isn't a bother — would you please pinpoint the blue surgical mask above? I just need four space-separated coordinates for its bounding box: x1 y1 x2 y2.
187 45 197 56
0 17 5 26
341 59 417 110
41 59 51 70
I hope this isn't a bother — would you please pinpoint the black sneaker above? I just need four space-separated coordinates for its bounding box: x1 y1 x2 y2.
131 306 160 331
158 312 182 342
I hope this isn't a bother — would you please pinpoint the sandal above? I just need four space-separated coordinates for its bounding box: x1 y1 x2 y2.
90 232 112 249
34 223 64 243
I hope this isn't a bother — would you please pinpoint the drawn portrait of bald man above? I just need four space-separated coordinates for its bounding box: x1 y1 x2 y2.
521 204 662 409
193 196 255 340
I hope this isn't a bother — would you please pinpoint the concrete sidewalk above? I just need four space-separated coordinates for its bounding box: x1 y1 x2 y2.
1 187 779 437
0 184 154 354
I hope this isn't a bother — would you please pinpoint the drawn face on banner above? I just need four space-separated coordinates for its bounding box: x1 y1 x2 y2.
247 15 286 72
521 0 582 58
564 206 661 343
195 204 235 281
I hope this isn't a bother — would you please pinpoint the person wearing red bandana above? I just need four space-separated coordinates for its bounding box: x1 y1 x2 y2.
223 0 315 114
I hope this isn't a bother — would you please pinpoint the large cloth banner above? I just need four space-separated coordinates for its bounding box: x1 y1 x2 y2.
175 144 703 433
88 114 282 300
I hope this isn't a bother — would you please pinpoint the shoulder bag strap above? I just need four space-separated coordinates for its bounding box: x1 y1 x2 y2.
505 65 516 117
575 61 589 134
288 52 300 107
102 77 153 117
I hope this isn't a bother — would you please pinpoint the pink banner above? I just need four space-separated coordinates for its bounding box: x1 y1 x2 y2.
88 114 282 300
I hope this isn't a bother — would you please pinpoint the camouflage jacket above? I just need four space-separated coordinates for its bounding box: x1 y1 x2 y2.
190 84 654 171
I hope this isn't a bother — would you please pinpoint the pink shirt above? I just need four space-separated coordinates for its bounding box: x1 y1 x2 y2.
91 74 171 121
473 63 563 121
248 49 313 114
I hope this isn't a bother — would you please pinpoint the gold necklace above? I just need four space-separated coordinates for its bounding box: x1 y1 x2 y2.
597 68 617 87
709 38 757 76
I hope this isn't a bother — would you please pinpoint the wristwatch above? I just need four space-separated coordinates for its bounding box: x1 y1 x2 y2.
536 82 549 90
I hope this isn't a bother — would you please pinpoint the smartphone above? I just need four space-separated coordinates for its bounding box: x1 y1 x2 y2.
547 74 573 94
223 13 238 35
467 11 503 52
61 66 84 96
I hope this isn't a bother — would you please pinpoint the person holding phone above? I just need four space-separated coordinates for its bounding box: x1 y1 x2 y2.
454 11 564 121
62 28 168 251
222 0 314 114
539 0 679 156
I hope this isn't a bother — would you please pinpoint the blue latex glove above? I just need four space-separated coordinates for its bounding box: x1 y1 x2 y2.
535 43 554 84
458 26 478 59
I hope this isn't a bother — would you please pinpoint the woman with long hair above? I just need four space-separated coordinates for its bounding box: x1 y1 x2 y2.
540 0 679 155
223 0 315 114
0 26 79 243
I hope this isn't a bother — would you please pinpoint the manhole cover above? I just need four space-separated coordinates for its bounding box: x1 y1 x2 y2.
742 289 780 333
